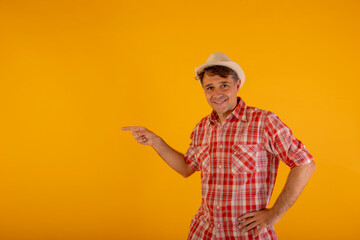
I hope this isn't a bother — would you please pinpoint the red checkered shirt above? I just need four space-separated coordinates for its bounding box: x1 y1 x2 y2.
184 97 314 240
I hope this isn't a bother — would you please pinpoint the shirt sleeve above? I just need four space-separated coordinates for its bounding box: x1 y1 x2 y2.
184 125 201 171
264 112 314 168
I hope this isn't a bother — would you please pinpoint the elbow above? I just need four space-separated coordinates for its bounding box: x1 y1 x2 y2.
182 171 193 178
181 167 195 178
182 173 190 178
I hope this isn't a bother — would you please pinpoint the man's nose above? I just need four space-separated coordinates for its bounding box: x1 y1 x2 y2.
212 88 222 96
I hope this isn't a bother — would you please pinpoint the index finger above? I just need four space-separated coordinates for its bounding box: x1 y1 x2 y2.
121 126 145 131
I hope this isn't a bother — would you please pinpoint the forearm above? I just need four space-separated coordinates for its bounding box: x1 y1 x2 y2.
151 136 194 178
270 161 316 218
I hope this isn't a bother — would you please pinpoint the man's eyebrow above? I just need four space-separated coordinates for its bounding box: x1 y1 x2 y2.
205 81 231 88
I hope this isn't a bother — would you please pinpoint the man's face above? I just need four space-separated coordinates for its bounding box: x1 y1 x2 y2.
202 73 240 122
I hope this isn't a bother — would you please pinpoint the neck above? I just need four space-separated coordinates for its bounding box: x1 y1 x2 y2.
217 112 230 124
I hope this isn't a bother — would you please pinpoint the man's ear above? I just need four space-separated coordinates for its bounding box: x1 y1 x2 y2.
236 78 241 91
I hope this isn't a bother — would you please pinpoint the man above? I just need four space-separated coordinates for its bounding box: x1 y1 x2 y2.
122 52 316 239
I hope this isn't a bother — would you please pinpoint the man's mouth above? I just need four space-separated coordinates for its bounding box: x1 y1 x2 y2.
211 97 228 105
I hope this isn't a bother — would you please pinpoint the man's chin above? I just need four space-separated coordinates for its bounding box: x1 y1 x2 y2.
213 108 227 115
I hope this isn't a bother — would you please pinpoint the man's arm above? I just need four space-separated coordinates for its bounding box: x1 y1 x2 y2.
237 161 316 237
122 126 196 178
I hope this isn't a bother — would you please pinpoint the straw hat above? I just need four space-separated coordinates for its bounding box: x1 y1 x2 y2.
195 52 245 88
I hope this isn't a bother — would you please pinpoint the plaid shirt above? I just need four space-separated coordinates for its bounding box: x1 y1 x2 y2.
184 97 313 240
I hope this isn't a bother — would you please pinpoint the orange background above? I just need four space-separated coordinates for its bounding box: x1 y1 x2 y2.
0 0 359 239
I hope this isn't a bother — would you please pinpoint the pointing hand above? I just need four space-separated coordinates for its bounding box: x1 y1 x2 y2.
122 126 158 146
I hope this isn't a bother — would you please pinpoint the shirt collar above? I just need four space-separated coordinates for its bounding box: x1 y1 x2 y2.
209 97 248 124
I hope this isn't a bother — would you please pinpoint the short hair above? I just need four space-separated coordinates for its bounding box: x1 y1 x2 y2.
196 65 239 85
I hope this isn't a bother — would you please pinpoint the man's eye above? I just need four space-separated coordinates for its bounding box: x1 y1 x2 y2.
207 87 214 90
222 84 228 88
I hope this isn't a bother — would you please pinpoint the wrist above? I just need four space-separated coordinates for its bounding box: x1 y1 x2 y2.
151 135 163 148
268 206 285 221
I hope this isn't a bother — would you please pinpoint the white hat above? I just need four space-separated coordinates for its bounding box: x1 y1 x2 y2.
195 52 245 88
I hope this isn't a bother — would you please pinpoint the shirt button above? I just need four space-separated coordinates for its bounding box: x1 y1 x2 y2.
217 224 221 228
218 165 222 168
216 205 220 210
217 185 221 189
220 145 223 149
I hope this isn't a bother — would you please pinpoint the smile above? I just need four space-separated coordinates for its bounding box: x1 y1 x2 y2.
212 98 228 105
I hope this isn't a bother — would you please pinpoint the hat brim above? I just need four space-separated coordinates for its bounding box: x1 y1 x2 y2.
195 61 245 88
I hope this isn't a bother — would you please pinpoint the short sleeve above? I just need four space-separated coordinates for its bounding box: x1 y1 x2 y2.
184 125 201 171
264 112 314 168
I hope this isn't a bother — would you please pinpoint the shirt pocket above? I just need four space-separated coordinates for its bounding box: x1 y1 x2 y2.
196 145 210 174
232 144 257 174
